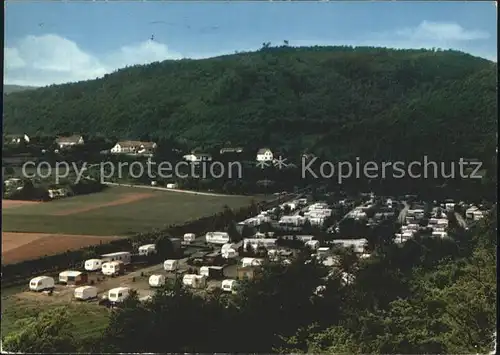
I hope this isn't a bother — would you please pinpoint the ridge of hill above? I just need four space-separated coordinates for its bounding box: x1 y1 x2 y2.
3 85 37 95
3 46 497 160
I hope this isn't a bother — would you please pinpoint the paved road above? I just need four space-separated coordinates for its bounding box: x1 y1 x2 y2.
454 212 468 228
398 201 410 224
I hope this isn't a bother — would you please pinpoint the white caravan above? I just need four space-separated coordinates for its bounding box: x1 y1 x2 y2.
221 279 238 294
29 276 55 292
149 274 166 287
84 259 103 271
164 259 179 272
74 286 98 300
108 287 130 303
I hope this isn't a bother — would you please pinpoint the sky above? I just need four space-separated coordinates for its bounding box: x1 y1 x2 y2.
4 1 498 87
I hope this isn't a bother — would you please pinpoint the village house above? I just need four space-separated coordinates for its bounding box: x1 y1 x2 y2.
110 140 157 155
55 135 84 149
256 148 273 162
183 153 213 162
4 134 30 144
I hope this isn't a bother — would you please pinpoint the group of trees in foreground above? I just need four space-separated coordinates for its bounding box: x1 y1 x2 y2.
3 209 496 353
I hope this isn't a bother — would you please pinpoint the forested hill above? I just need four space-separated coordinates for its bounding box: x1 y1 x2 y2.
3 46 497 161
3 85 37 94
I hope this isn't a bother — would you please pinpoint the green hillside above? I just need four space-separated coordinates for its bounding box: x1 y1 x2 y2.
4 85 37 95
3 46 497 160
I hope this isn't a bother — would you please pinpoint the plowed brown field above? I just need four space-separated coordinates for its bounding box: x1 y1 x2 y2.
2 232 122 264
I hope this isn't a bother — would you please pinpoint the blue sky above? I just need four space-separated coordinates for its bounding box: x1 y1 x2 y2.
5 1 497 87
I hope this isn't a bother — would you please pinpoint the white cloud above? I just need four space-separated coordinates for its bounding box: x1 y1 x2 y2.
395 21 490 41
4 48 26 70
4 34 182 87
293 21 495 62
4 21 495 87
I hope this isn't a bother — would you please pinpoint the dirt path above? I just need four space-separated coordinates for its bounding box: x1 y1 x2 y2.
52 193 154 216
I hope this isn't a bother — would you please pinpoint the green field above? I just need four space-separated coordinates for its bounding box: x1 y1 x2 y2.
1 295 109 343
2 186 261 236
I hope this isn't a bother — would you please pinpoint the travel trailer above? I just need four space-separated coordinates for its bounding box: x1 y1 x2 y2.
102 261 126 276
58 270 88 285
74 286 98 301
101 252 131 265
205 232 230 244
29 276 55 292
183 233 196 243
164 259 179 272
305 240 320 250
221 279 238 294
241 257 264 268
149 274 166 287
199 266 224 280
138 244 156 256
108 287 130 303
182 274 207 289
84 259 103 271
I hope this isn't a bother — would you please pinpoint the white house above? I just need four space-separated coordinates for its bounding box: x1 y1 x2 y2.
183 153 212 162
256 148 273 162
110 140 157 154
5 134 29 144
55 135 84 149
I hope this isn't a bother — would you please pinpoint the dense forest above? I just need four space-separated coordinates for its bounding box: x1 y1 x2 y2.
3 85 37 95
3 46 497 161
3 210 496 353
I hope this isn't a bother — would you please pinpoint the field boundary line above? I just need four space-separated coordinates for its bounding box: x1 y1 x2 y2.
103 182 250 197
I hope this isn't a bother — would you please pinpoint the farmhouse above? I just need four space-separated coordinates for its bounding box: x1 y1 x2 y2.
55 135 84 149
110 140 157 154
5 134 29 144
256 148 273 162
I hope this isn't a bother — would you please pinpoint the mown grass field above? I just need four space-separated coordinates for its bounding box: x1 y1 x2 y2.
2 186 261 236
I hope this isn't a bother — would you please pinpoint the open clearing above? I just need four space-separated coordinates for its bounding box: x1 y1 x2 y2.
2 233 123 265
2 186 260 236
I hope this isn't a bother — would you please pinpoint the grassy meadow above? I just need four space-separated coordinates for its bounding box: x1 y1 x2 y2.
2 186 260 236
